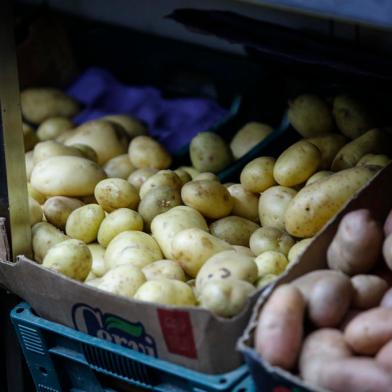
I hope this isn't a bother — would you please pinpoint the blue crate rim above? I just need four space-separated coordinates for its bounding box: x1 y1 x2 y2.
12 302 249 389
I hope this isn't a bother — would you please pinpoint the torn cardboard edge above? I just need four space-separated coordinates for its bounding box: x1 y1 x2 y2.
237 162 392 390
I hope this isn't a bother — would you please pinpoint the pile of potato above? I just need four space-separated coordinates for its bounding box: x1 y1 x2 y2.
255 209 392 392
21 87 389 319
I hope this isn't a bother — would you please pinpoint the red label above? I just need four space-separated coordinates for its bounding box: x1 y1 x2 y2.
157 309 197 359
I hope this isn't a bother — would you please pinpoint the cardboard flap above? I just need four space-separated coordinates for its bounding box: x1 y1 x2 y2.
169 9 392 80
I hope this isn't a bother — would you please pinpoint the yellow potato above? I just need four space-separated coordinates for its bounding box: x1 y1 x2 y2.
37 117 74 141
333 94 374 139
258 186 297 231
178 166 200 179
230 122 273 160
87 243 107 277
97 264 146 297
28 183 46 204
127 168 158 191
193 172 219 182
65 120 127 165
23 122 39 151
42 239 92 281
285 166 379 237
255 251 288 277
25 151 34 181
273 141 321 187
240 157 276 193
105 231 162 269
20 88 79 124
172 228 232 277
190 132 232 173
128 136 171 170
256 274 278 289
288 94 334 137
43 196 84 230
287 238 313 265
173 168 192 185
198 279 255 317
94 178 139 212
196 250 258 291
227 184 259 223
103 114 146 138
103 154 135 179
151 206 208 259
139 170 182 199
210 216 259 246
31 156 107 197
33 140 84 164
332 129 384 171
29 197 43 226
233 246 255 256
142 259 186 281
305 171 333 186
65 204 105 244
357 154 391 168
97 208 144 247
181 180 233 219
138 186 182 231
32 222 69 263
134 279 197 306
250 227 295 256
70 144 98 162
307 134 347 169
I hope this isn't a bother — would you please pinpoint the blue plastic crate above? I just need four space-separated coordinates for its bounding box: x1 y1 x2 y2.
11 302 255 392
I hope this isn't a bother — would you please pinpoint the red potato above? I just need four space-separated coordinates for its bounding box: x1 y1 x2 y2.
384 210 392 236
327 209 383 275
299 329 352 384
255 285 305 370
292 270 352 327
376 340 392 371
351 275 388 309
311 357 392 392
344 307 392 355
380 287 392 308
339 309 362 330
382 234 392 271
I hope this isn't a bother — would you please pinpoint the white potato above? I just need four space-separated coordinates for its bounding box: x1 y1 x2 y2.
103 154 135 179
227 184 259 222
105 231 162 269
250 227 295 256
87 243 108 277
31 156 107 197
127 168 158 191
43 196 84 230
97 208 144 247
199 279 255 317
95 178 140 212
134 279 197 306
29 197 43 226
151 206 208 259
258 186 297 231
42 239 92 281
37 117 74 141
171 228 232 277
142 259 186 281
139 170 182 199
65 204 105 244
97 264 146 297
33 140 84 164
255 251 288 277
196 250 258 291
32 222 69 263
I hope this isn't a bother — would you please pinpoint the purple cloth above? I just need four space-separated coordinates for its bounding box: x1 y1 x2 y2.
66 68 228 153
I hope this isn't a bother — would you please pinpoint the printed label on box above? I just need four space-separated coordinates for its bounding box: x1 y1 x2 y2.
157 309 197 359
72 303 157 357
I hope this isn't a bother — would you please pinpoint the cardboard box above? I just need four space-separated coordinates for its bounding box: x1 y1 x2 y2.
237 163 392 391
0 219 259 374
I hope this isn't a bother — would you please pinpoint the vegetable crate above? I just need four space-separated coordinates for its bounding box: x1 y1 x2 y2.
11 302 255 392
